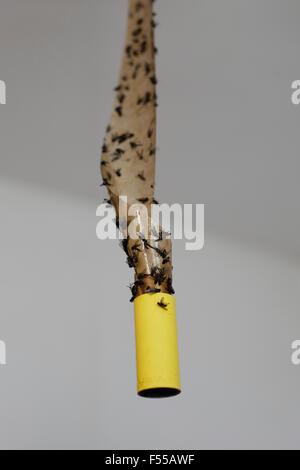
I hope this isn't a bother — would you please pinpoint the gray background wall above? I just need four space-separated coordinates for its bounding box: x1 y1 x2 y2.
0 0 299 449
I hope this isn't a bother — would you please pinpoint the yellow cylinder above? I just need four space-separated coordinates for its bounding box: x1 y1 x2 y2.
134 293 181 398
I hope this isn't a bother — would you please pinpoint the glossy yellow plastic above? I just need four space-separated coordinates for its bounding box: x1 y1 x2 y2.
134 293 181 398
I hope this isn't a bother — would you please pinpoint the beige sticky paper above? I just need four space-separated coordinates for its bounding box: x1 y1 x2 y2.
101 0 174 300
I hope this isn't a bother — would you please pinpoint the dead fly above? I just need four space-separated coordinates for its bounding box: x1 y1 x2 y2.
129 283 138 302
132 27 142 37
100 178 111 187
154 229 170 241
106 125 111 133
118 94 125 104
136 150 144 160
120 133 134 143
112 153 121 162
152 20 157 28
146 286 161 294
115 106 122 117
129 279 144 301
151 266 166 285
127 252 138 268
144 91 151 105
141 239 152 250
166 277 175 295
144 62 151 75
149 147 155 156
132 64 141 79
137 171 146 181
115 169 122 177
122 75 128 81
112 148 125 162
147 128 152 138
131 242 142 253
140 40 147 53
155 247 168 259
137 18 143 25
114 85 122 91
102 143 108 153
101 160 107 166
125 45 132 58
138 232 146 241
157 297 168 310
143 241 167 260
121 237 130 256
121 238 132 259
138 197 149 203
112 132 134 144
138 272 149 280
130 141 142 149
149 75 157 85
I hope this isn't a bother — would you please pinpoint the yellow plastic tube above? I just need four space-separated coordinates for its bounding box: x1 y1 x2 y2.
134 293 181 398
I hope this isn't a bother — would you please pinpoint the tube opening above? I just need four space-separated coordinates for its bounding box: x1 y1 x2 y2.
138 387 181 399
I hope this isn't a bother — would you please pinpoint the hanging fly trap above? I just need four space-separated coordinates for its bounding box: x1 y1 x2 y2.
100 0 181 398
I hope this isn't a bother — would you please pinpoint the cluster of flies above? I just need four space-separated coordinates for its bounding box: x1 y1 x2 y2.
101 1 174 305
121 234 175 306
101 1 158 189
